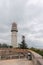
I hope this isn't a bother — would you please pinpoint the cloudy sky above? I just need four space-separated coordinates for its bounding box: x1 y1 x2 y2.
0 0 43 48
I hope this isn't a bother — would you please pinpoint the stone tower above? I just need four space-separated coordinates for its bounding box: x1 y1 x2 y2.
11 22 18 48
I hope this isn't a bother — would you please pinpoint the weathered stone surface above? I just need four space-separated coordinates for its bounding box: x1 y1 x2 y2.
30 50 43 65
0 59 33 65
37 59 43 65
30 50 42 59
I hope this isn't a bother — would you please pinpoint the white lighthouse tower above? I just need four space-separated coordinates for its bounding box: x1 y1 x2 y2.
11 22 18 48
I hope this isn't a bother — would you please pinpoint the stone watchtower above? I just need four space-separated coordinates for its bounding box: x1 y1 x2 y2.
11 22 18 48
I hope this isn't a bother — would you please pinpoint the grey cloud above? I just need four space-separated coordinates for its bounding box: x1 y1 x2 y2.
0 0 43 48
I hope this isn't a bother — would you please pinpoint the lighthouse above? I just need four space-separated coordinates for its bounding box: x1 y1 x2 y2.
11 22 18 48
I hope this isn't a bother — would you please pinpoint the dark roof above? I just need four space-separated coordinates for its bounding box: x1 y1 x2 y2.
12 22 17 27
11 22 18 32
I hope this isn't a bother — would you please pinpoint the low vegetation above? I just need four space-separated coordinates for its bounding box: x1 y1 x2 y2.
30 47 43 56
0 43 13 48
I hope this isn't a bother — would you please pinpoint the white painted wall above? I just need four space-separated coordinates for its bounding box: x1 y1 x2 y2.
11 31 18 48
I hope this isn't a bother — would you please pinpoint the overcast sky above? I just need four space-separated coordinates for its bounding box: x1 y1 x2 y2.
0 0 43 48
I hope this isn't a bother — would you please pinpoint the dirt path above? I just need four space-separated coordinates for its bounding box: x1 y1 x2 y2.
0 59 33 65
